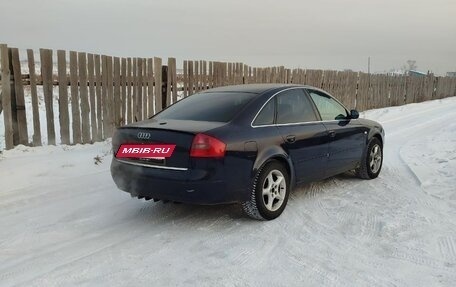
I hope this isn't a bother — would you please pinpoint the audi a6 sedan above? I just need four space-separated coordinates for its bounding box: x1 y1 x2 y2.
111 84 384 220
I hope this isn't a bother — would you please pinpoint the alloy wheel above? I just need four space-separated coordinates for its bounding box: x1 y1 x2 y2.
262 169 286 212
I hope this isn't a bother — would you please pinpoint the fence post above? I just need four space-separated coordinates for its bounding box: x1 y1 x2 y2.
1 44 14 149
7 48 19 146
162 65 168 110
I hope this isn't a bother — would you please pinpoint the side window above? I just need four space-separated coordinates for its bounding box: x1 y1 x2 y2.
308 90 348 121
276 89 318 124
253 99 274 126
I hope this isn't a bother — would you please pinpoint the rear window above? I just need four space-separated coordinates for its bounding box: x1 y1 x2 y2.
154 92 255 122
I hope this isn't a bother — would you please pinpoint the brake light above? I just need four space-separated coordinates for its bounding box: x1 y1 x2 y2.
190 133 226 158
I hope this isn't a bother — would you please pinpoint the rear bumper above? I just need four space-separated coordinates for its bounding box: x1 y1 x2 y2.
110 158 247 204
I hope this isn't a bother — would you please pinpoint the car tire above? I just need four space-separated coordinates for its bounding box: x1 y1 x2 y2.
242 160 290 220
356 137 383 179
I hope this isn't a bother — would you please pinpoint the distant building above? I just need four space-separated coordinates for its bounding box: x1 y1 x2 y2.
408 70 427 77
387 69 406 76
446 72 456 77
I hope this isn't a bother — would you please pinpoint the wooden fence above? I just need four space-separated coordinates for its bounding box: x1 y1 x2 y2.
1 43 456 150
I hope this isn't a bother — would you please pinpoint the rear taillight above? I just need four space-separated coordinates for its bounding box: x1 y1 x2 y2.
190 133 226 158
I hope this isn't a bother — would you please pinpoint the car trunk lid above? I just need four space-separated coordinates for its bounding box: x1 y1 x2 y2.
113 119 225 168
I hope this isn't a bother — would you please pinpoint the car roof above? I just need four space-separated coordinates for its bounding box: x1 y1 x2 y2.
201 83 316 94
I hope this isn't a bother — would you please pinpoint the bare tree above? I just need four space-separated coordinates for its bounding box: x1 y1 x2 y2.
407 60 418 71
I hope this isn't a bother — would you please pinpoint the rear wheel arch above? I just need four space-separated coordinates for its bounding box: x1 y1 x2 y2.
253 153 295 188
373 133 383 146
268 156 291 180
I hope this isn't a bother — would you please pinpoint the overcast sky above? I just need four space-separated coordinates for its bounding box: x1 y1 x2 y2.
1 0 455 75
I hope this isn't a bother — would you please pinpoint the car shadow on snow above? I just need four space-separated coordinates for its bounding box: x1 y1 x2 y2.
117 171 365 225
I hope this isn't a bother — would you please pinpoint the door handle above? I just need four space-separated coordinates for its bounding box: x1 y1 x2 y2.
328 130 336 138
286 135 296 143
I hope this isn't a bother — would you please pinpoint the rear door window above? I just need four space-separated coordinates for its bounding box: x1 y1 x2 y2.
276 89 318 124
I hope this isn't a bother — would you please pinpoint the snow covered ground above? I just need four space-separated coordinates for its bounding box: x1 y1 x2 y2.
0 97 456 286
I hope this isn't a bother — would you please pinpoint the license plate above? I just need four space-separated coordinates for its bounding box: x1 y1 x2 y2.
116 144 176 159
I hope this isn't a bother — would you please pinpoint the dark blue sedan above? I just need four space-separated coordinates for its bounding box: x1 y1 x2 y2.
111 84 384 220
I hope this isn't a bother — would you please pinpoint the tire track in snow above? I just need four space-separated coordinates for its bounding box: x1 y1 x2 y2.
438 237 456 264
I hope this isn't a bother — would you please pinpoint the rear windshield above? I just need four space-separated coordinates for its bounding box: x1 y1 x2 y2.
153 92 256 122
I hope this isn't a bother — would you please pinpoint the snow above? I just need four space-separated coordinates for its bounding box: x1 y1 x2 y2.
1 97 456 286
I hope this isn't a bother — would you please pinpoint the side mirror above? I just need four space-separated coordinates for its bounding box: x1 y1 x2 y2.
350 109 359 119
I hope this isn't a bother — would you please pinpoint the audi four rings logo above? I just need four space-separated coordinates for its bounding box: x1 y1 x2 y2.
137 132 151 140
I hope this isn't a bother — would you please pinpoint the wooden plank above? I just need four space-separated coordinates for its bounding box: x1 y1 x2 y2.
201 60 206 89
389 75 397 106
202 61 209 90
94 55 103 140
57 50 70 144
243 64 248 84
147 58 154 116
126 58 133 123
142 58 147 118
87 53 98 140
78 52 91 143
405 76 417 104
166 58 173 107
188 60 194 95
27 49 42 146
200 60 205 89
132 58 137 121
208 61 214 88
166 59 172 105
11 48 28 145
423 74 434 102
121 58 127 125
279 67 284 83
40 49 56 145
183 60 188 97
219 62 224 86
113 57 121 127
212 62 218 87
356 72 370 111
199 60 203 90
101 55 109 138
171 58 177 103
154 57 163 112
221 63 226 86
7 49 19 146
167 57 177 105
136 58 143 121
70 51 81 143
0 44 14 149
342 71 358 109
227 63 233 85
194 61 199 92
106 56 114 135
